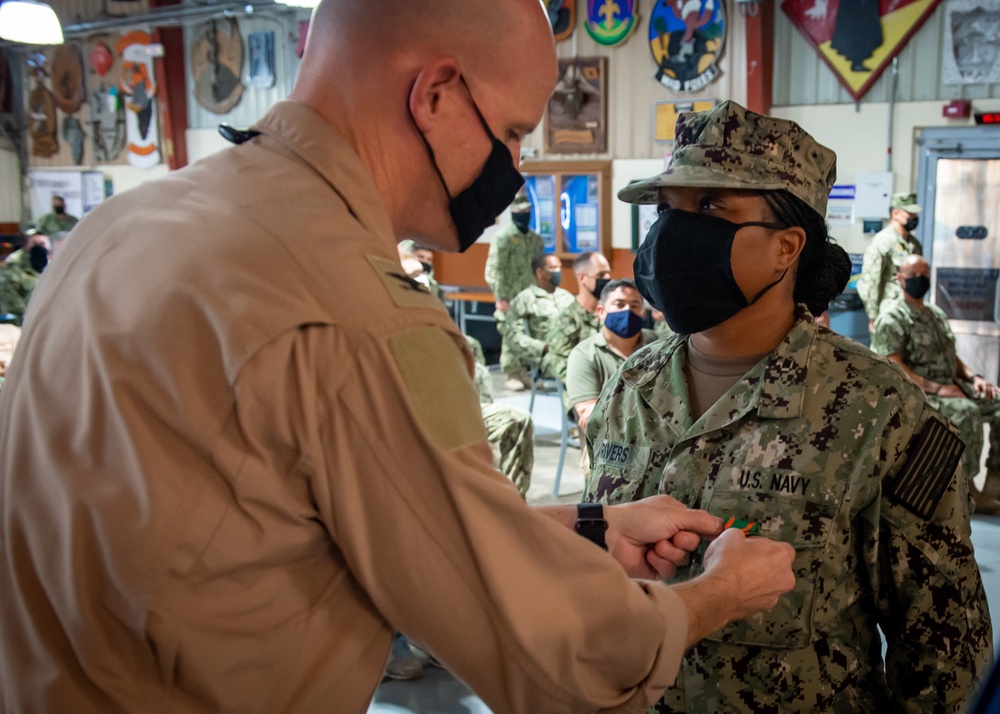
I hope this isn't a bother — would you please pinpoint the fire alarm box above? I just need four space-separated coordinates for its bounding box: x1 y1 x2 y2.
943 99 972 119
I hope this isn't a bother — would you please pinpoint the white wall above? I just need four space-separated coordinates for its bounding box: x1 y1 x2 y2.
773 99 1000 255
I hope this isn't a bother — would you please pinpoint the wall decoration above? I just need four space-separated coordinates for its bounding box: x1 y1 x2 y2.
546 57 607 154
654 98 716 142
247 31 275 88
585 0 640 46
296 21 309 59
781 0 944 101
547 0 576 42
117 31 161 168
26 54 58 158
87 36 126 163
51 44 86 115
89 42 114 77
62 116 86 165
191 18 245 114
648 0 727 92
943 0 1000 84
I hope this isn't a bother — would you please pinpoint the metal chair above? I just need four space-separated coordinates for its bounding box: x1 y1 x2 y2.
528 366 578 498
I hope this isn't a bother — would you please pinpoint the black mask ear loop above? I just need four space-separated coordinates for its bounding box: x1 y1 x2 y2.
735 221 792 306
409 79 455 203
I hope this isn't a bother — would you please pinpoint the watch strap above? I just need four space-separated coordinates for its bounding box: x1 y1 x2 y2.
575 503 608 550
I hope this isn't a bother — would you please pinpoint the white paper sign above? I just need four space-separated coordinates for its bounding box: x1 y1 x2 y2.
854 172 894 219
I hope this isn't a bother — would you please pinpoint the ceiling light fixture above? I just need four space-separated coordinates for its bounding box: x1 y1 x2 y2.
0 0 65 45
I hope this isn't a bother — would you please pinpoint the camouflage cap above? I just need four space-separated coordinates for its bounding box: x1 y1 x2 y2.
890 192 922 213
511 189 531 213
618 100 837 219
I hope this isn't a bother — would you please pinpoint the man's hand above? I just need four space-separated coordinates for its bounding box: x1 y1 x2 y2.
672 529 796 647
495 300 509 313
973 376 998 400
604 495 723 580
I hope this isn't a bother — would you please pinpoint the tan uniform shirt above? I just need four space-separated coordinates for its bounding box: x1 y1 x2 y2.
0 101 688 713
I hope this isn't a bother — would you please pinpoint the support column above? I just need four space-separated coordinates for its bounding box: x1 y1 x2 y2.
745 1 774 116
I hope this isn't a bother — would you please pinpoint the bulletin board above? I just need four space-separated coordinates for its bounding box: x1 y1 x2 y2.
519 160 611 259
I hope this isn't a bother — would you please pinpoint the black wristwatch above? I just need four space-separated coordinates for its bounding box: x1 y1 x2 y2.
575 503 608 550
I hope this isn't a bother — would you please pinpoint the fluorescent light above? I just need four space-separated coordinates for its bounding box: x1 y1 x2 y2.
274 0 320 7
0 0 64 45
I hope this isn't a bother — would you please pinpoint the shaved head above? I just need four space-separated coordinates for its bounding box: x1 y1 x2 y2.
291 0 558 252
899 254 929 277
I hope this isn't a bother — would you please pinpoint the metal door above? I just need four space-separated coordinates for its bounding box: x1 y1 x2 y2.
917 127 1000 383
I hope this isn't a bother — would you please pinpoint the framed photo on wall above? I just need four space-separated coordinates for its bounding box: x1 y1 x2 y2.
545 57 607 154
520 160 612 258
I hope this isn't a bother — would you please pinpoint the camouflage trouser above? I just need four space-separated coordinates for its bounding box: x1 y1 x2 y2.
929 392 1000 479
482 402 533 497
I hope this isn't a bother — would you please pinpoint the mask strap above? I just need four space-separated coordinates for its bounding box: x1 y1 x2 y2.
748 268 789 306
408 79 454 202
459 75 498 140
738 221 787 231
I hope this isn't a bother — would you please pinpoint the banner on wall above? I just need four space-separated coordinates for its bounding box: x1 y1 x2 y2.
584 0 641 46
942 0 1000 84
781 0 944 101
648 0 727 93
117 31 161 169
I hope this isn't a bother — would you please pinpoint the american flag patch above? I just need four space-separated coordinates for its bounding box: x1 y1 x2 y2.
886 417 965 520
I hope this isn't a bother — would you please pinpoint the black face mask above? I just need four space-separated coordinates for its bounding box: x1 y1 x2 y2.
590 277 611 300
903 215 919 232
53 205 65 215
419 261 433 275
633 209 787 335
29 244 48 273
903 275 930 300
411 78 525 253
511 212 532 233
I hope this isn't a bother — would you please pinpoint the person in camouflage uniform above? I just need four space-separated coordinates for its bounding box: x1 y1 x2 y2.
0 232 49 326
857 192 923 325
485 191 544 389
871 253 1000 514
398 239 444 301
34 195 79 237
545 251 610 384
586 101 992 713
499 252 574 380
472 357 534 497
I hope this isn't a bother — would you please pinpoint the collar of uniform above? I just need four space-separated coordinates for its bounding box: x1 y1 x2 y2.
251 100 396 249
753 306 815 420
629 308 814 421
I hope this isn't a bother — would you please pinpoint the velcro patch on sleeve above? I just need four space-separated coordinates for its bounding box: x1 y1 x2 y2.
886 416 965 520
389 326 486 452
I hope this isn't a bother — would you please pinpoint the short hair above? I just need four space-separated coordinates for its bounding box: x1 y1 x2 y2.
572 251 597 274
531 252 551 273
52 195 64 201
600 278 638 304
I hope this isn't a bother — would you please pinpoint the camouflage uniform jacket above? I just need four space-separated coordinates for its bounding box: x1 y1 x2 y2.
483 223 544 304
857 224 923 321
870 298 958 385
0 250 41 326
584 308 992 713
35 212 79 236
546 299 600 382
502 285 575 367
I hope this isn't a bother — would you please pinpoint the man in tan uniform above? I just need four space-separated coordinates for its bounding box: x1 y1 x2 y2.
0 2 796 712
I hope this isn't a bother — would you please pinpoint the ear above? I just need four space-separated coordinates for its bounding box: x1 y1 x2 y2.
776 226 807 271
408 59 463 134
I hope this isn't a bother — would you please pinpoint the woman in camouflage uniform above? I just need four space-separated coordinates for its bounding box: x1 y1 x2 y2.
584 100 992 713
